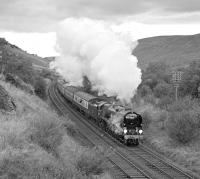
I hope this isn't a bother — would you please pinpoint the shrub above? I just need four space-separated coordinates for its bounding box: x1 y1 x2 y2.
62 120 79 137
0 147 70 179
154 82 172 98
167 96 198 112
5 73 34 94
34 77 47 99
156 110 168 129
28 116 64 156
40 69 54 80
131 94 142 106
141 110 152 129
166 97 200 144
75 147 107 177
143 94 156 105
139 85 152 97
157 96 174 109
166 110 200 144
5 59 36 85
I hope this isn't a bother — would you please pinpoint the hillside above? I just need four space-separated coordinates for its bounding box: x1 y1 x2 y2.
0 38 49 68
133 33 200 70
0 80 111 179
43 56 56 62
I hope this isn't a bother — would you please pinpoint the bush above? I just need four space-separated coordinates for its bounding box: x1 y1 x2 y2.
28 116 64 156
143 94 156 105
139 85 152 97
0 147 72 179
75 147 107 177
62 119 79 137
5 73 34 94
141 110 152 129
5 59 36 85
166 97 200 144
34 77 47 99
157 96 174 109
167 96 198 112
166 110 200 144
154 82 172 98
156 110 168 129
40 69 54 80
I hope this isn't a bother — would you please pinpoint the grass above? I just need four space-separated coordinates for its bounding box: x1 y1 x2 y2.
0 80 113 179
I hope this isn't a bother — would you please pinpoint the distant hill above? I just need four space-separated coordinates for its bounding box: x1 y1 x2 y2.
133 34 200 70
0 38 49 68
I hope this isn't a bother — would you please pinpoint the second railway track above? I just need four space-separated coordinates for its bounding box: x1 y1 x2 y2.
48 82 200 179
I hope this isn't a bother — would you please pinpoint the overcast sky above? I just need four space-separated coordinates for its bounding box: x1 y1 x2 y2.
1 0 200 57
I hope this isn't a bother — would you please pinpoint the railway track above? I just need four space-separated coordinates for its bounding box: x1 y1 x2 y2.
49 83 150 179
48 82 200 179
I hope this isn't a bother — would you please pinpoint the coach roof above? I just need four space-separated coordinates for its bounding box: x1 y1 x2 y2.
64 85 80 93
74 91 97 102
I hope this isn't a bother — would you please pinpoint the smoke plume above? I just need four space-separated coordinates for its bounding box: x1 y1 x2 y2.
51 18 141 102
108 113 124 134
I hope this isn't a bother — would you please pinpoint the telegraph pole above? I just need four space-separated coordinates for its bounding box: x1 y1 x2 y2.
174 84 179 101
172 71 183 101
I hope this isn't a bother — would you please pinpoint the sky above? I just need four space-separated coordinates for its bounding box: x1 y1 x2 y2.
1 0 200 57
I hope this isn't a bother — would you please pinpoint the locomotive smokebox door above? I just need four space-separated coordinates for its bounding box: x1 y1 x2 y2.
124 112 142 128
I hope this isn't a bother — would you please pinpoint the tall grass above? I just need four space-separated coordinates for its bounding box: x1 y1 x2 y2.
28 115 64 156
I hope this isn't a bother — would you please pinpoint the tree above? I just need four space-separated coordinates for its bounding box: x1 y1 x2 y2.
179 60 200 97
144 61 170 83
34 77 46 99
154 82 172 98
139 85 152 97
138 61 171 97
5 59 35 85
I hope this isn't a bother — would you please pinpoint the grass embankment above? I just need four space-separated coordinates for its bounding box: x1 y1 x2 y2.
133 97 200 175
0 80 112 179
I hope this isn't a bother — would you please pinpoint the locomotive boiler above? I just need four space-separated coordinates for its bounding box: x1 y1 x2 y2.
57 82 143 145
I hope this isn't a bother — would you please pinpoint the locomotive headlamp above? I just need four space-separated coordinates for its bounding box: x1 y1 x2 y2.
124 128 128 134
139 129 143 134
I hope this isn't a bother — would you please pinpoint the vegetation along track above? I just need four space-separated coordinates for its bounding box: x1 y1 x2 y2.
48 82 200 179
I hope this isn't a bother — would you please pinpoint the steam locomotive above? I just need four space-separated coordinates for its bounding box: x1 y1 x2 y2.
57 82 143 145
